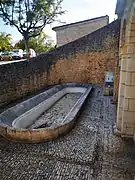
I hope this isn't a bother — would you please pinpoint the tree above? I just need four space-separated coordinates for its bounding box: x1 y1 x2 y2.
0 0 64 51
14 39 25 50
0 32 12 52
14 32 54 54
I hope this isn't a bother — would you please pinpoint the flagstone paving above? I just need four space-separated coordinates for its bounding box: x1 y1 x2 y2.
0 85 135 180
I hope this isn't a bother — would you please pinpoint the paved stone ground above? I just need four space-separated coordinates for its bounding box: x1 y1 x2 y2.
0 85 135 180
29 93 82 129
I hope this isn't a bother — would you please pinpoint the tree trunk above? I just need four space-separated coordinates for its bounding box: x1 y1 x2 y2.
24 34 29 58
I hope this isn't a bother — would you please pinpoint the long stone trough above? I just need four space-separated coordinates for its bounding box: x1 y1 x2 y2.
0 83 92 143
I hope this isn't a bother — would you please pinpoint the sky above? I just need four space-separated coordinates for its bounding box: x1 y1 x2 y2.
0 0 117 44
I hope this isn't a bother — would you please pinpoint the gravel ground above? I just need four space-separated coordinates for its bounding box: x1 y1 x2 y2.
29 93 82 129
0 85 135 180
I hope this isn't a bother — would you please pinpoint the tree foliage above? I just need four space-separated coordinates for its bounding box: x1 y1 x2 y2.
0 32 12 51
0 0 64 50
14 32 54 54
14 39 25 50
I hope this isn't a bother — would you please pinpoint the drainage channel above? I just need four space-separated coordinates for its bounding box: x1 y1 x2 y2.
28 93 82 129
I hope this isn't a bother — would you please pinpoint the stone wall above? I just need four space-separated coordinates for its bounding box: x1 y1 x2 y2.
0 19 120 106
116 2 135 137
55 16 109 47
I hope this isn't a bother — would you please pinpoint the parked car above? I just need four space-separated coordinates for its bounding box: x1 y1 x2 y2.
0 52 13 61
11 51 22 60
23 50 28 58
23 49 36 58
12 49 23 59
29 49 36 58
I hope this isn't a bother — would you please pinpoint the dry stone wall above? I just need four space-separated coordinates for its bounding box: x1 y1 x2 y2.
0 20 120 106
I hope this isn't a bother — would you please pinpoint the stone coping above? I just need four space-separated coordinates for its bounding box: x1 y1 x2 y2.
0 83 92 143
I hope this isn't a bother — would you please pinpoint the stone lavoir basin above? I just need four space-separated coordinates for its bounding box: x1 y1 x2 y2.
0 83 92 143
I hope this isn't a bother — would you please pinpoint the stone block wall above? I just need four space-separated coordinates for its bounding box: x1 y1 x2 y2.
0 20 120 106
116 3 135 137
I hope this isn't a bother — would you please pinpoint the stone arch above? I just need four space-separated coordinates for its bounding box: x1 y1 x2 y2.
127 6 135 43
120 19 126 47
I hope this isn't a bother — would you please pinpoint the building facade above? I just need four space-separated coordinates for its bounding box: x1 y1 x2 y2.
116 0 135 139
52 15 109 47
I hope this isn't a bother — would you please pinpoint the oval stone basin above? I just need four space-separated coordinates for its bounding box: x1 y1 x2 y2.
0 83 92 143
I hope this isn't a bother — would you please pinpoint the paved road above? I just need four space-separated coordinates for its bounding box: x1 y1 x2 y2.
0 85 135 180
0 59 26 65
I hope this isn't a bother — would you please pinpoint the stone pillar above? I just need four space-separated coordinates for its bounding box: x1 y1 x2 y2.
122 56 135 136
121 23 135 137
116 4 135 138
116 46 127 131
